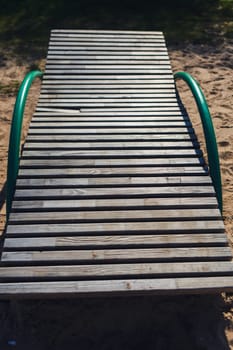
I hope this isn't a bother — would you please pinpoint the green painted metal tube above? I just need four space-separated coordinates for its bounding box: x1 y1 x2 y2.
6 70 43 219
174 71 222 212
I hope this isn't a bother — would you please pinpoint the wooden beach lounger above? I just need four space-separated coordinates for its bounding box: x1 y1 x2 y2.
1 29 233 298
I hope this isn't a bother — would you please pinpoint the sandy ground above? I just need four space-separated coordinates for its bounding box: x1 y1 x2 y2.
0 38 233 349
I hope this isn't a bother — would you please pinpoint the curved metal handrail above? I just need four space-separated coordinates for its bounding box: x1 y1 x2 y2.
174 71 222 212
6 70 43 219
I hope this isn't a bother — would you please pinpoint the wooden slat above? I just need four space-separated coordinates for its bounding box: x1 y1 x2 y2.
37 103 178 107
14 185 213 200
5 220 225 236
46 64 171 69
37 100 179 105
23 141 197 150
1 276 233 298
51 33 164 39
12 197 218 210
8 209 221 224
32 116 186 121
79 107 181 112
41 88 175 93
30 121 186 128
39 93 176 98
44 70 171 75
15 176 212 188
20 150 202 158
42 75 173 80
46 59 170 64
19 158 202 168
27 128 194 135
17 168 207 179
49 37 165 43
2 247 231 263
1 262 233 281
47 52 169 58
46 59 170 67
34 110 182 116
48 43 166 48
51 29 163 35
26 134 196 141
40 89 176 95
41 82 175 88
4 234 227 250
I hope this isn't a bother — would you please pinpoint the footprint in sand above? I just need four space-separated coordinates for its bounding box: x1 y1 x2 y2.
219 141 230 147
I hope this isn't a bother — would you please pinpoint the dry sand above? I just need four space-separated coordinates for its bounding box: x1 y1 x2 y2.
0 38 232 349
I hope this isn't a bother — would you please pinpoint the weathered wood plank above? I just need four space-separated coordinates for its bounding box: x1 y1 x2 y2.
44 70 171 76
40 89 176 95
2 247 231 263
50 33 164 39
15 176 212 188
42 74 173 80
46 64 171 69
4 233 227 250
1 262 233 281
20 149 202 158
34 110 183 116
49 37 165 43
46 59 170 64
26 134 196 142
30 121 188 128
47 50 168 55
51 29 163 35
18 167 207 178
24 141 197 150
40 88 175 94
37 100 179 105
12 197 218 210
32 116 187 122
39 93 176 98
1 276 233 298
8 209 221 224
5 220 225 236
37 103 178 108
48 42 166 48
41 82 175 88
19 158 202 168
27 129 193 136
14 185 213 200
